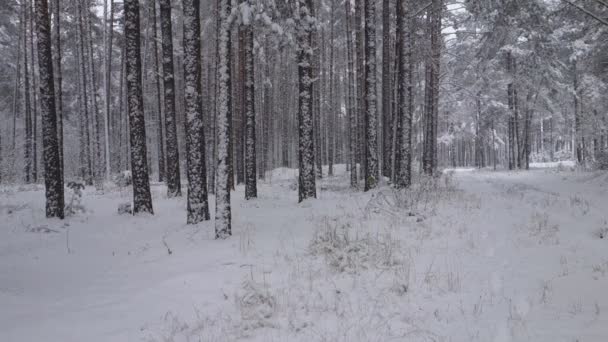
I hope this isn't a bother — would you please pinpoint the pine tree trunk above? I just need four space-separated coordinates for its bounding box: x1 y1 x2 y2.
103 0 114 176
394 0 412 188
10 13 23 181
51 0 63 179
364 0 379 191
75 0 93 184
84 0 104 185
345 0 357 187
22 3 33 184
297 0 317 202
381 0 391 178
159 0 182 197
34 0 65 218
328 1 335 177
311 6 322 179
183 0 209 223
573 60 584 165
149 0 165 182
355 0 365 182
243 5 257 200
215 0 232 238
124 0 154 214
29 0 39 183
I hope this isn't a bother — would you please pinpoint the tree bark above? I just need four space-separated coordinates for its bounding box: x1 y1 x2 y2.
297 0 317 202
159 0 182 197
243 2 257 200
34 0 65 218
364 0 379 191
124 0 154 214
215 0 232 238
183 0 209 223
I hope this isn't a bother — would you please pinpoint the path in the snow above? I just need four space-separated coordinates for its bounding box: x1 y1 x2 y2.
0 166 607 342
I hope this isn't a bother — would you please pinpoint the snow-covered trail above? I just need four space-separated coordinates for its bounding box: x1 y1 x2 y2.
453 169 608 341
0 167 607 341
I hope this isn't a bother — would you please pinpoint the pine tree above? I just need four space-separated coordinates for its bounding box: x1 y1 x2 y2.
242 0 257 200
394 0 412 189
159 0 182 197
34 0 64 218
151 0 165 183
215 0 232 239
345 0 357 187
124 0 153 214
183 0 209 223
364 0 379 191
51 0 63 179
297 0 317 202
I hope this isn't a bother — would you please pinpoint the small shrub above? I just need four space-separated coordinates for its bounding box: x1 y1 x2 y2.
309 219 403 273
236 280 277 331
65 181 85 216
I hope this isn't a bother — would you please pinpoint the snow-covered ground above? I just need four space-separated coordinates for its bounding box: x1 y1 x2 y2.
1 165 607 341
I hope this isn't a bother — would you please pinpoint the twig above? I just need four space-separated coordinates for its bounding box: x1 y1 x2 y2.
561 0 608 26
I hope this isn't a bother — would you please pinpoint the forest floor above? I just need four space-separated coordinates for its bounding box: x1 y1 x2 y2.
1 164 608 342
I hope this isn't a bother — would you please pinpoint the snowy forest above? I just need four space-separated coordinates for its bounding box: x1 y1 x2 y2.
1 0 608 341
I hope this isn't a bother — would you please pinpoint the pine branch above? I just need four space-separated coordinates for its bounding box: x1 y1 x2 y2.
591 0 608 10
561 0 608 26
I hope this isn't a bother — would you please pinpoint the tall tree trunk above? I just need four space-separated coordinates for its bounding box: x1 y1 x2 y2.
183 0 209 223
297 0 317 202
124 0 154 214
103 0 114 176
394 0 412 188
364 0 379 191
243 3 257 200
573 60 584 165
76 0 93 185
215 0 232 238
328 1 335 177
150 0 165 182
381 0 391 178
84 0 103 185
10 12 23 181
355 0 365 182
34 0 65 218
51 0 63 179
22 3 33 183
29 0 39 183
159 0 182 197
345 0 357 187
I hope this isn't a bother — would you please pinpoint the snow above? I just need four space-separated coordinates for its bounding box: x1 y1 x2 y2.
1 166 608 341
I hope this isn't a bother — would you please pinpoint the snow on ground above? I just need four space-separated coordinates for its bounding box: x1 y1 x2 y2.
1 165 607 342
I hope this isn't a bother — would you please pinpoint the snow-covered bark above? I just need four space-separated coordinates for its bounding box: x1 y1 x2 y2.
84 0 104 186
297 0 317 203
151 0 165 183
345 0 357 187
381 0 391 178
215 0 232 238
75 0 93 185
423 0 442 176
363 0 379 191
34 0 64 218
243 2 257 200
124 0 153 214
22 3 33 184
394 0 412 189
355 0 365 183
159 0 182 197
51 0 64 179
183 0 209 224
